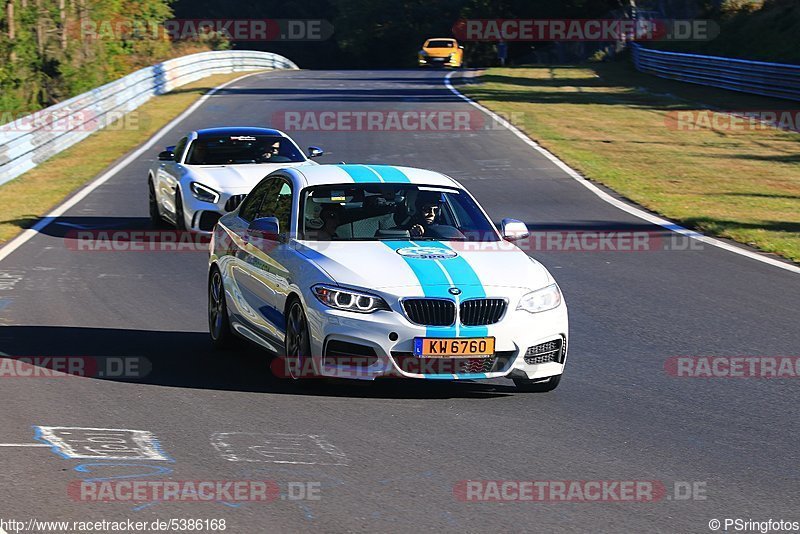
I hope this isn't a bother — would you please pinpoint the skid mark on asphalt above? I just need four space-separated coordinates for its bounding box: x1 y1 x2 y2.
211 432 349 466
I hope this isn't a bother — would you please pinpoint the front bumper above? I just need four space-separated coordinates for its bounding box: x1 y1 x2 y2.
418 56 459 67
182 189 249 235
303 292 568 381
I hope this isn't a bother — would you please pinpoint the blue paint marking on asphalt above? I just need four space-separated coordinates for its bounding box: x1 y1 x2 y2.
298 502 315 520
32 426 174 462
149 436 176 463
32 425 72 459
74 462 176 511
73 463 173 483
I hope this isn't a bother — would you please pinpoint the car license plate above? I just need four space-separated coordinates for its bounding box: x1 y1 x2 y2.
413 337 495 358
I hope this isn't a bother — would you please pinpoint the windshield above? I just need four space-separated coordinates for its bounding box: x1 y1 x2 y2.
300 184 500 242
185 135 305 165
425 40 455 48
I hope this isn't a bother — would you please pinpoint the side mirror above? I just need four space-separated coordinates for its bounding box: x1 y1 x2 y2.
501 218 529 241
308 146 324 158
158 150 175 161
246 216 281 245
459 45 464 49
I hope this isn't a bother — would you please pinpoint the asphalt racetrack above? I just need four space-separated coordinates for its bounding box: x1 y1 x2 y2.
0 69 798 532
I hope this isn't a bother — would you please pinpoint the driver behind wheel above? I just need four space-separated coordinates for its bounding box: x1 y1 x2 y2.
408 192 442 237
259 141 282 162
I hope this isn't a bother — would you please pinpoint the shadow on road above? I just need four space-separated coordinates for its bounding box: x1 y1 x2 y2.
0 326 516 399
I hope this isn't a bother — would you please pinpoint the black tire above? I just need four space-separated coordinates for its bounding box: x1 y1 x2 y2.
148 180 166 228
284 298 314 379
174 190 187 230
208 267 234 349
513 374 562 393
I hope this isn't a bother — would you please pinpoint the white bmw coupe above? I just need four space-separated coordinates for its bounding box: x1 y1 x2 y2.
208 164 568 392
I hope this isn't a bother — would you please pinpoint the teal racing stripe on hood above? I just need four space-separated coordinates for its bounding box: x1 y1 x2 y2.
366 165 411 183
414 240 489 338
385 240 489 338
337 164 381 183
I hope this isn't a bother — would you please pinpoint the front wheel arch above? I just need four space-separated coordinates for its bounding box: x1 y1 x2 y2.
283 291 303 319
174 185 187 230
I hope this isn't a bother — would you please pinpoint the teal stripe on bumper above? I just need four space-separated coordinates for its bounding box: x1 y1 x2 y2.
423 373 488 380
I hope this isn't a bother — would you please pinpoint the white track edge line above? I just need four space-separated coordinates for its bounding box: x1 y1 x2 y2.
444 71 800 275
0 70 266 264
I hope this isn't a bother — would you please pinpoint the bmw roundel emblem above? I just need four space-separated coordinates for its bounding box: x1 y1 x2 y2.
396 247 458 260
449 287 462 295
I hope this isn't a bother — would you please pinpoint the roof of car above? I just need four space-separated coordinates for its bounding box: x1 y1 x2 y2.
290 164 461 188
195 127 285 138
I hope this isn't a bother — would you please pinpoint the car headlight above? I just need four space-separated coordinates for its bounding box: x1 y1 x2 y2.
312 284 390 314
517 284 562 314
190 182 220 203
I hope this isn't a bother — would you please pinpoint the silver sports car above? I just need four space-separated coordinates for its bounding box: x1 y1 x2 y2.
148 127 323 233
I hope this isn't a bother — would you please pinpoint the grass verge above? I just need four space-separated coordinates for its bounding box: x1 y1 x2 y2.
0 71 258 246
460 61 800 263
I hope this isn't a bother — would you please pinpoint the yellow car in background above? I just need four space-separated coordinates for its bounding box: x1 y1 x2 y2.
418 38 464 68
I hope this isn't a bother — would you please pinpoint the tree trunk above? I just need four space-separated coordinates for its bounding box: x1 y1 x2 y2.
35 0 44 55
7 0 16 61
78 0 88 57
59 0 67 50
